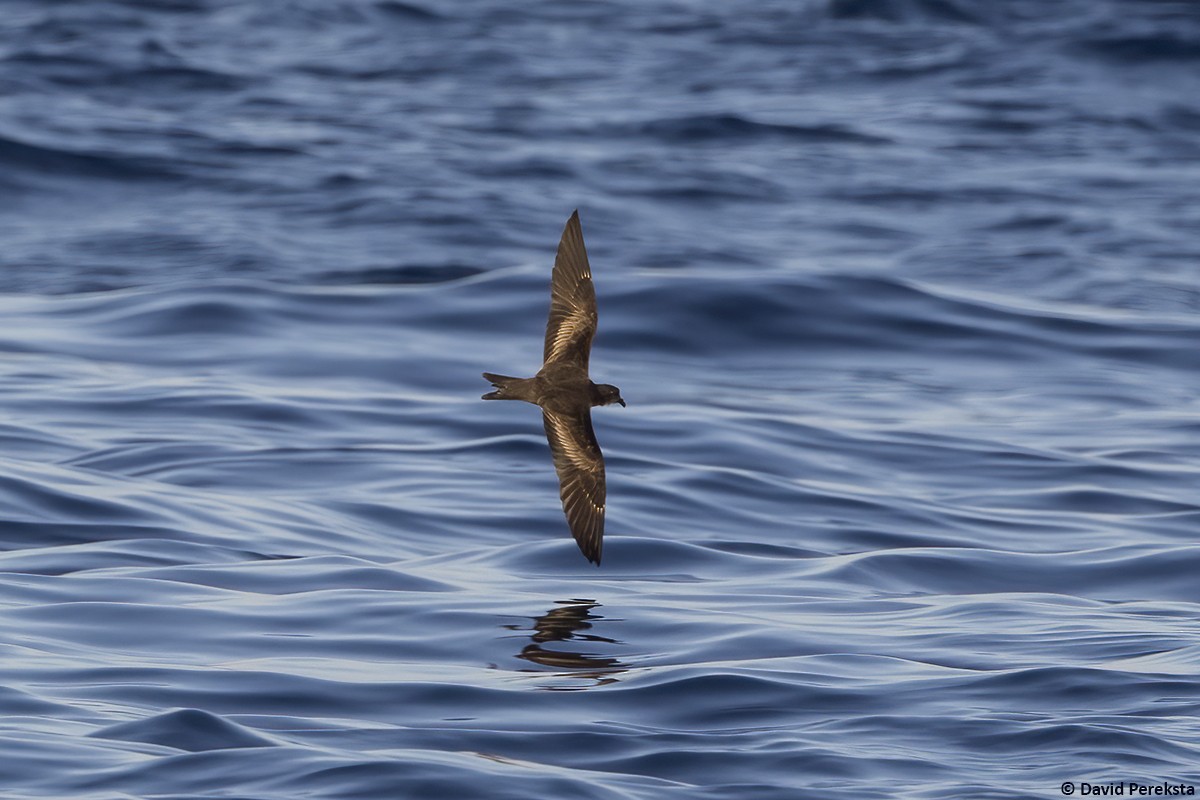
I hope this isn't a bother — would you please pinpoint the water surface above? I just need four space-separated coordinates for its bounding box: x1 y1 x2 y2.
2 1 1199 797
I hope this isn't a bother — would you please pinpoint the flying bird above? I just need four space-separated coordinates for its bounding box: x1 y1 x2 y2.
482 210 625 565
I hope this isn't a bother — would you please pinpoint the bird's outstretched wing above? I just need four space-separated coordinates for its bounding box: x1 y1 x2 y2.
542 408 606 565
544 210 598 369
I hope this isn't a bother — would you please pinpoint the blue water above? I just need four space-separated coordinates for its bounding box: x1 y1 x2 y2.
2 1 1200 797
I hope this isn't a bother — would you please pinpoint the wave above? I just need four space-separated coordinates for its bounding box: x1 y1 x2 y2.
2 1 1199 795
629 114 892 146
1079 34 1200 63
825 0 988 24
0 132 181 181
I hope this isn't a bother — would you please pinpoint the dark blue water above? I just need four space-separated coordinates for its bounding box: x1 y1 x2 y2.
3 1 1200 797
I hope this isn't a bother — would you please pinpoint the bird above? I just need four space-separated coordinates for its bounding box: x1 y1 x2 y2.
482 210 625 565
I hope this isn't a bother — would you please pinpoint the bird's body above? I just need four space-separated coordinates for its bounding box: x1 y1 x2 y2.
482 211 624 565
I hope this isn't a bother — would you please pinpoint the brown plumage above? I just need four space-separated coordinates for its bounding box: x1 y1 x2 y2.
482 210 625 565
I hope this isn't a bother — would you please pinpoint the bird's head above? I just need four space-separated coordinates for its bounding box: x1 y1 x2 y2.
594 383 626 408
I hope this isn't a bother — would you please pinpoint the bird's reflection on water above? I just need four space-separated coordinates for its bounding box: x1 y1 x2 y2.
502 599 627 690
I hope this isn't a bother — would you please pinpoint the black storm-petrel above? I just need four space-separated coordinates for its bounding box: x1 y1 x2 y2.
482 210 625 565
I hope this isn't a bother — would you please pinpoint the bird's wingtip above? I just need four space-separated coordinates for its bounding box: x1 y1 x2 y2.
577 540 602 566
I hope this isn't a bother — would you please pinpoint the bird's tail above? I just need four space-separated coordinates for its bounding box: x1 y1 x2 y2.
481 372 526 401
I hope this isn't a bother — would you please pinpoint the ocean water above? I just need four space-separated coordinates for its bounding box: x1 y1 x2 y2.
2 1 1200 797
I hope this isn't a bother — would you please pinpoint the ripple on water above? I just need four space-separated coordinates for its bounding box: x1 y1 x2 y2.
3 1 1200 797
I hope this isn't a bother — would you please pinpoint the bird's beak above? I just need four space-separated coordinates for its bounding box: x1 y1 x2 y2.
617 398 626 407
